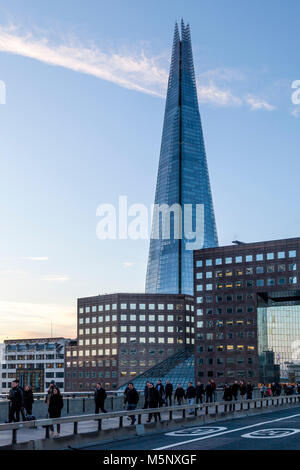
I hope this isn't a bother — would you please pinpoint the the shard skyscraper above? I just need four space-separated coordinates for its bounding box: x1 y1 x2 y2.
145 20 218 295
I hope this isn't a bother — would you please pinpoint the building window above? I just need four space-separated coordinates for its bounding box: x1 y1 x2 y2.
256 254 263 261
215 258 222 265
289 276 297 284
267 253 274 260
289 250 296 258
246 255 253 262
235 256 242 263
225 257 232 264
196 260 203 267
206 259 212 266
278 251 285 259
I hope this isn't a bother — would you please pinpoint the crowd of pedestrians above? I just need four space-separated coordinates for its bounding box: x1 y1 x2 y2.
3 378 300 431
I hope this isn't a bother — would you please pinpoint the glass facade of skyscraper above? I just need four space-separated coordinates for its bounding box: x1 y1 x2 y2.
258 291 300 380
146 21 218 296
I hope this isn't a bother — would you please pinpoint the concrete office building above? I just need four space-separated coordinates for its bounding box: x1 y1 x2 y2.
1 338 71 393
194 237 300 384
65 293 195 390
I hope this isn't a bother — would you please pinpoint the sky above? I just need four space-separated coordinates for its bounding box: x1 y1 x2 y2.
0 0 300 341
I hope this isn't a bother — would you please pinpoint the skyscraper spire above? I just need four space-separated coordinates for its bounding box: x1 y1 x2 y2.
146 22 218 295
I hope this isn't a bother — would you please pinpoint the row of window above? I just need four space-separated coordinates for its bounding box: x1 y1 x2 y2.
197 345 255 352
196 250 297 267
196 263 297 278
197 306 254 315
197 294 254 303
196 277 297 291
79 303 193 314
78 314 189 325
198 356 255 364
197 319 254 328
198 370 255 378
78 325 193 336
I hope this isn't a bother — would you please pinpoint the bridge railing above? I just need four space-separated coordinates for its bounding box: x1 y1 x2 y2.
0 394 299 447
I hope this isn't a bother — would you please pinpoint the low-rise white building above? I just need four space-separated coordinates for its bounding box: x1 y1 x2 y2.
1 338 71 393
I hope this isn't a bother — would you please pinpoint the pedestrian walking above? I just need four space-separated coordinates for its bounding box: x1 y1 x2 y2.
45 380 58 408
23 385 34 417
143 382 150 409
165 380 173 406
223 384 233 402
48 387 64 438
124 383 139 425
210 380 217 402
240 381 246 400
174 384 185 405
205 381 213 403
259 383 267 398
246 381 253 400
195 380 205 404
7 380 23 423
155 380 165 407
94 382 107 413
146 383 161 423
231 381 239 401
186 382 196 414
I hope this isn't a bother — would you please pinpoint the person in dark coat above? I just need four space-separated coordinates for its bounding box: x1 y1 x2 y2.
143 382 150 409
155 380 165 407
246 382 253 400
45 380 59 407
205 381 213 403
48 387 64 437
240 381 246 400
186 382 196 414
223 384 233 401
94 382 107 413
196 381 205 404
7 380 23 423
23 385 34 416
174 384 185 405
165 380 173 406
124 383 139 425
146 383 161 422
231 381 239 401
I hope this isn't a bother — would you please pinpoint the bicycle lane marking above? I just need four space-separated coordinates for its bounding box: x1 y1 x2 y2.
153 411 300 450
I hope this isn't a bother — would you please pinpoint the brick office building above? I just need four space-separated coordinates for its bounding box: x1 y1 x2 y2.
65 293 195 390
194 237 300 384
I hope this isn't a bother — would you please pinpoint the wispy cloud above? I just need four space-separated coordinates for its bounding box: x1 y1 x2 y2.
123 262 134 268
291 107 300 118
0 24 167 97
24 256 49 261
42 275 70 282
0 301 76 341
245 95 276 111
0 24 276 111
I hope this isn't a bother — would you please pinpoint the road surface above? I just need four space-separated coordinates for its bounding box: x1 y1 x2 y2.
79 406 300 450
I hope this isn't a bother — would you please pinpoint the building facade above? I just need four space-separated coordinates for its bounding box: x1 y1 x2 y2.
145 20 218 296
194 237 300 384
1 338 71 393
65 293 195 391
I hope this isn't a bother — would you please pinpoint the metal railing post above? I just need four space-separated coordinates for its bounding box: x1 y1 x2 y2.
45 425 50 439
74 421 78 435
98 419 102 431
12 428 17 445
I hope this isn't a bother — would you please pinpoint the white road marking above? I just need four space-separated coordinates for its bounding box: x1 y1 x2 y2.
242 428 300 439
153 412 300 450
165 426 227 437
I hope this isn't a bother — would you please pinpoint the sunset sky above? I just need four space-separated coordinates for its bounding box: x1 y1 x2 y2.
0 0 300 340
